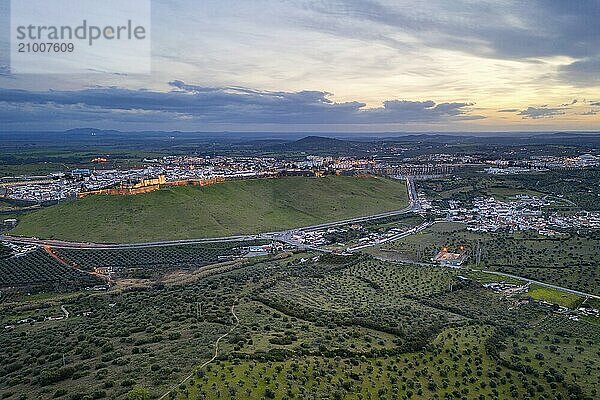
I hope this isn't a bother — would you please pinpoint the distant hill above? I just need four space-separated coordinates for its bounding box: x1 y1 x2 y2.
293 135 350 147
11 176 408 243
2 130 599 153
270 135 362 153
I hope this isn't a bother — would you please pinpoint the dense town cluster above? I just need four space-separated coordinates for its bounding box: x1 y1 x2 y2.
0 155 375 203
4 150 598 204
485 154 600 174
446 195 600 235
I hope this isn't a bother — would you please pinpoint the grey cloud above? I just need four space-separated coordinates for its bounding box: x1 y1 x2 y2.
559 99 578 107
581 109 599 116
497 109 519 113
295 0 600 86
0 82 482 127
0 64 12 77
518 107 566 119
360 100 481 123
299 0 600 59
559 57 600 86
0 101 186 124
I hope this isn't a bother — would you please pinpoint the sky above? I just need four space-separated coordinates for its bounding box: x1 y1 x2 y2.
0 0 599 133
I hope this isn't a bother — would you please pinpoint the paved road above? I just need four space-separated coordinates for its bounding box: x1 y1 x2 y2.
264 177 418 252
347 221 433 252
5 175 595 302
371 254 600 301
0 234 259 250
1 177 417 250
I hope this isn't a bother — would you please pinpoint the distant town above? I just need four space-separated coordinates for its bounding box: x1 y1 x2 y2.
0 155 375 203
444 195 600 235
2 152 599 205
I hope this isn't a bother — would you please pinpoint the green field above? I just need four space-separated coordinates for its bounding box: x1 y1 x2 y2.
10 176 408 243
526 285 584 309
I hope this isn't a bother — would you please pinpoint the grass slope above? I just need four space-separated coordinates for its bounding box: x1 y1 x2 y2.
11 176 407 243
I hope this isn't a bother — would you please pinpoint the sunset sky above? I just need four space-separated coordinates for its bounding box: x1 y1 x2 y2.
1 0 599 132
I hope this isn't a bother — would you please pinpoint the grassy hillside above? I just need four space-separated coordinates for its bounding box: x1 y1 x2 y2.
11 176 407 243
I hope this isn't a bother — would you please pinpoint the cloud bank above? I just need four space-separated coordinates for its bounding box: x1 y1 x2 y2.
0 81 481 129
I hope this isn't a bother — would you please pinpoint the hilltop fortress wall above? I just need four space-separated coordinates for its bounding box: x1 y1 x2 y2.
76 168 375 199
77 176 225 198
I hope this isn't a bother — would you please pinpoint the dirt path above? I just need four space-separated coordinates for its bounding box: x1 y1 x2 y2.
43 246 110 283
158 301 240 400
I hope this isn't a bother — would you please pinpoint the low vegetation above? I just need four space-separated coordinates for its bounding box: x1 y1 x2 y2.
2 250 597 399
53 241 265 278
0 248 104 293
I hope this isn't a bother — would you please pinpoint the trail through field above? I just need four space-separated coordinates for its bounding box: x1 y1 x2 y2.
158 301 240 400
198 303 240 368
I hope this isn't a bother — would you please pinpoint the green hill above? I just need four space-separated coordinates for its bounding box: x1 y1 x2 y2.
11 176 408 243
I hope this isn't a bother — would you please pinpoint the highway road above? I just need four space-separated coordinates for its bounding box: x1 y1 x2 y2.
0 233 258 250
1 177 418 250
263 176 419 236
3 175 597 304
346 220 433 252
